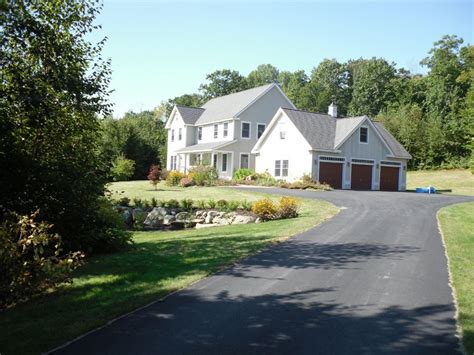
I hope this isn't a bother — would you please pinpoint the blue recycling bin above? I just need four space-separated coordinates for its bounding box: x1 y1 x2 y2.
416 186 436 194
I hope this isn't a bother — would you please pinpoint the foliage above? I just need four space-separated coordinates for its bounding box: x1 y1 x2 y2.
199 69 249 100
133 211 146 231
165 199 180 209
188 166 218 186
111 156 135 182
151 197 158 208
247 64 279 87
179 199 194 211
233 168 254 181
226 201 241 212
207 199 217 209
180 177 194 187
252 199 278 221
277 197 301 219
166 171 186 186
0 0 132 254
217 200 228 210
118 197 131 207
196 200 207 209
279 180 332 191
0 209 84 308
241 200 253 211
147 165 161 190
132 198 143 209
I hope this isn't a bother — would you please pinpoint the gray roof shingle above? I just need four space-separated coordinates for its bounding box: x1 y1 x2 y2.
196 84 275 124
175 106 205 125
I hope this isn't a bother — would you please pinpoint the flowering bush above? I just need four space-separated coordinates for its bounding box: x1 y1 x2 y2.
166 170 186 186
277 197 301 218
233 168 254 181
251 198 277 221
188 166 218 186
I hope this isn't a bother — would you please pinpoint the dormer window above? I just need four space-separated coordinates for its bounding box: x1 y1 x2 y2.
359 126 368 144
198 127 202 140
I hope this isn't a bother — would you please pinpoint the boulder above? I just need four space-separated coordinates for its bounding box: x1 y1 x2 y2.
144 208 165 228
205 211 219 224
196 223 218 229
213 216 231 225
192 218 205 224
175 211 193 222
121 208 133 227
232 215 257 225
163 214 176 225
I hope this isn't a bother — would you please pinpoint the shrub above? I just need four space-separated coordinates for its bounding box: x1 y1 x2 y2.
180 199 194 210
111 155 135 181
133 211 147 231
132 198 143 208
251 198 277 221
277 197 301 219
217 199 228 210
160 169 170 181
188 166 218 186
207 199 217 209
301 173 313 183
151 197 158 208
196 200 207 209
142 200 151 210
227 201 240 212
180 177 194 187
157 200 166 207
118 197 130 207
147 165 161 190
165 199 180 209
0 209 84 308
233 168 254 181
166 170 186 186
241 200 253 211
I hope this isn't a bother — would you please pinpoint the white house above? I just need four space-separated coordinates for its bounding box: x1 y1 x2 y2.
165 83 295 179
252 105 412 191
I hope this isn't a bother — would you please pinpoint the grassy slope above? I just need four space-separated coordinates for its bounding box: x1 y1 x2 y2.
1 184 337 355
407 169 474 196
438 202 474 353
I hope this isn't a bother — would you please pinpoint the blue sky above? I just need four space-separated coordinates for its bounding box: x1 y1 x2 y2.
93 0 473 117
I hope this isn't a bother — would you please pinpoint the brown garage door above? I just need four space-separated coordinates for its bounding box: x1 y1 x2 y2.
351 164 372 190
319 162 343 189
380 166 399 191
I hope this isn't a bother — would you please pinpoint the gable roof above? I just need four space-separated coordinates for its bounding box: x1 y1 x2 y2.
175 105 205 125
373 122 412 159
196 83 294 125
254 107 410 159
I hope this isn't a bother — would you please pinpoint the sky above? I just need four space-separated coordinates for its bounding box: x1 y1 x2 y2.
92 0 473 117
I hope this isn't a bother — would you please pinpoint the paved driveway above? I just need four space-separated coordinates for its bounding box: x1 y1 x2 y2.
53 190 473 355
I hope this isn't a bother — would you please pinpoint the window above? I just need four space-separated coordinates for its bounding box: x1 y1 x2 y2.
170 156 177 170
213 154 217 168
280 130 286 139
240 154 249 169
359 126 368 143
171 129 175 142
223 122 228 137
178 128 182 141
214 124 218 139
198 127 202 140
275 160 281 177
222 153 228 172
241 122 250 139
282 160 289 177
257 124 266 139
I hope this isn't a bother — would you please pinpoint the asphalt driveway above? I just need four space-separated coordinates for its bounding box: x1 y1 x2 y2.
53 189 473 355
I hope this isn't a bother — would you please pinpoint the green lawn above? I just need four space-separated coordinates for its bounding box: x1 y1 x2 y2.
1 183 338 355
407 169 474 196
438 202 474 353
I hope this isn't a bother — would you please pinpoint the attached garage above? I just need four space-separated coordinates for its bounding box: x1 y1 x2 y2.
318 158 344 189
379 162 401 191
351 160 373 190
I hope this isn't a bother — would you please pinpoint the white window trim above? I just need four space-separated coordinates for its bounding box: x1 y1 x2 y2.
178 128 182 141
239 153 250 170
171 129 175 142
241 121 251 139
274 160 281 177
197 127 202 141
359 126 369 144
213 124 218 139
222 153 228 172
223 122 228 138
257 123 266 139
282 159 289 177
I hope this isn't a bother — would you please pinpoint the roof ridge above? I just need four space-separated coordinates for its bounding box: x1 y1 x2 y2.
202 83 275 104
176 105 205 110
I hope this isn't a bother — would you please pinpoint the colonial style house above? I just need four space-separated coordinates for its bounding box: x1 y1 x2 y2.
252 105 411 191
166 85 411 191
165 83 295 179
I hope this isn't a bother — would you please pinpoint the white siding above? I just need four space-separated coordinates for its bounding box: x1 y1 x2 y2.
196 120 234 144
255 112 312 182
166 111 187 171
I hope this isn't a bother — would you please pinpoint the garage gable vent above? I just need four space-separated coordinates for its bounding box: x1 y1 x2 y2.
380 161 401 166
351 158 374 164
320 156 345 162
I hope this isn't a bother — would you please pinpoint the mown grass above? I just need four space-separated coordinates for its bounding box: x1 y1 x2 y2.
0 185 338 355
407 169 474 196
438 202 474 353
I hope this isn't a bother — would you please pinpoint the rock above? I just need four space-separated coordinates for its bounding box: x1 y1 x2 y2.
255 217 261 224
232 215 257 225
144 208 165 228
195 210 206 218
192 218 205 224
163 214 176 225
205 211 219 224
121 208 133 227
175 211 192 222
196 223 218 229
150 207 168 216
213 216 231 225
